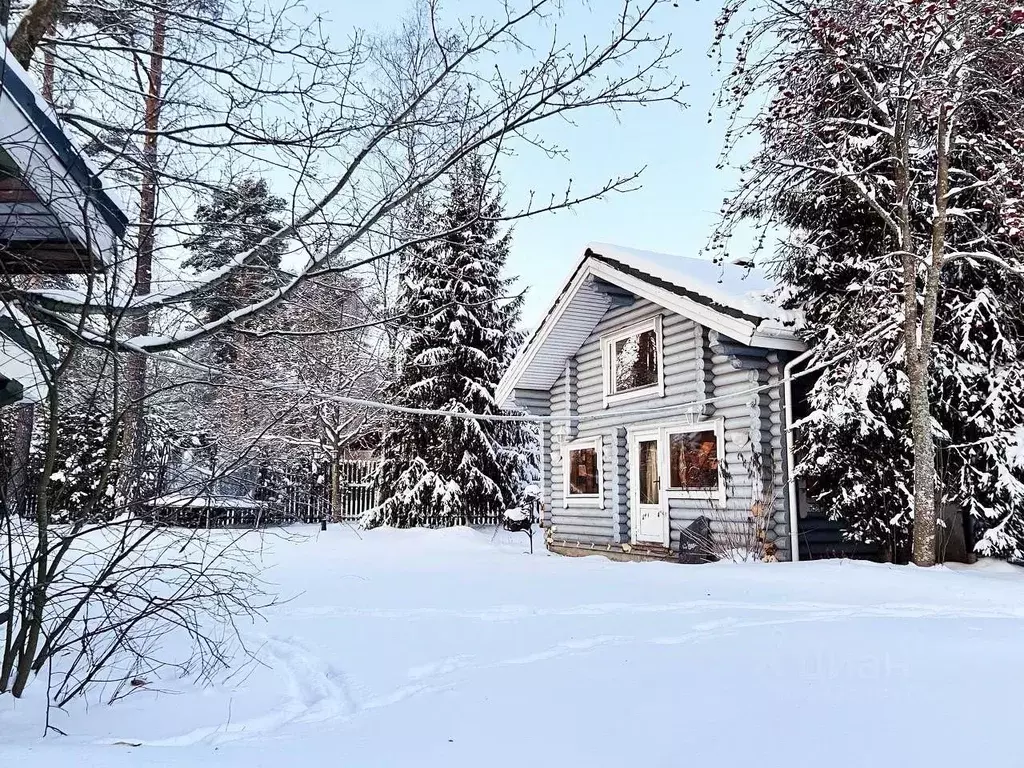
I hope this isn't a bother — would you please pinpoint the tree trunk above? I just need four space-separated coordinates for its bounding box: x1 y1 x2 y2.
10 386 59 697
330 444 342 523
4 404 34 517
908 361 937 567
121 5 166 501
41 26 55 103
909 101 952 568
891 98 940 568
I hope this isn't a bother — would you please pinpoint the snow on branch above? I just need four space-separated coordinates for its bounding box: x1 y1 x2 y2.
12 0 685 355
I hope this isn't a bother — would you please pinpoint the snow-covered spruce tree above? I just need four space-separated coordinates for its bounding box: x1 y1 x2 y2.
183 176 288 365
33 407 119 523
366 157 534 528
711 0 1024 563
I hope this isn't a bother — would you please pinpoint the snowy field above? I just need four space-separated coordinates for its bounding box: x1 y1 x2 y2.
3 525 1024 767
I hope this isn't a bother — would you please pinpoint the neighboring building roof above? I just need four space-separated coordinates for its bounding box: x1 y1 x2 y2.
0 42 130 404
1 42 128 278
496 242 804 403
0 44 127 238
0 307 58 404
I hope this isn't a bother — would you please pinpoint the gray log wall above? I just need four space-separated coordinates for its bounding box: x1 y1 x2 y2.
513 296 794 560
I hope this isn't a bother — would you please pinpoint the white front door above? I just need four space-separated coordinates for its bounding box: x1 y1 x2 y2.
630 431 669 545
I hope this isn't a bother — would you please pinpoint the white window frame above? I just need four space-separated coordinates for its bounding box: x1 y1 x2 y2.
562 435 604 508
601 315 665 408
661 419 726 503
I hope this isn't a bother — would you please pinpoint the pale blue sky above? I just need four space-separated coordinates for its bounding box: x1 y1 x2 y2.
310 0 741 328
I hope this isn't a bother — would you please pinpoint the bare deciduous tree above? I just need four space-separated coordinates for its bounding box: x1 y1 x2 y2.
15 0 686 353
1 0 686 704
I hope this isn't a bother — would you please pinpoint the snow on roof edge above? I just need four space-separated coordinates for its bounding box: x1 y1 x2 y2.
0 41 129 237
583 241 796 327
498 242 804 404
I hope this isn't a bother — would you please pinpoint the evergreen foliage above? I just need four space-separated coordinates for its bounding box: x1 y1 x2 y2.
712 0 1024 560
183 176 288 364
29 406 178 522
367 156 535 528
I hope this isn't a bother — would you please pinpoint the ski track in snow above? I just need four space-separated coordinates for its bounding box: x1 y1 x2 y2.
112 598 1024 747
115 636 358 747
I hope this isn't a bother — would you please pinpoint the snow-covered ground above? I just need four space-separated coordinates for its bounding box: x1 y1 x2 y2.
4 525 1024 766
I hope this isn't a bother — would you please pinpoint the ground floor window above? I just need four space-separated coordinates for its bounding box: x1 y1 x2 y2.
665 422 723 496
564 437 603 506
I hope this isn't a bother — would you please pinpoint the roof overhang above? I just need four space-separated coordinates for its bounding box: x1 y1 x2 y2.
0 43 127 273
497 245 805 405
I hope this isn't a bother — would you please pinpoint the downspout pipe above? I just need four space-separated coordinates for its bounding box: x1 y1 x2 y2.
784 348 815 562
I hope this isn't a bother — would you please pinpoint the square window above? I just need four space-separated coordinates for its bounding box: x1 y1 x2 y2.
613 329 659 393
602 317 664 407
568 446 599 496
668 430 719 490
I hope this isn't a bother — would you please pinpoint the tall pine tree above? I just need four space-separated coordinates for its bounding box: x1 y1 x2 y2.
183 176 288 365
366 156 534 528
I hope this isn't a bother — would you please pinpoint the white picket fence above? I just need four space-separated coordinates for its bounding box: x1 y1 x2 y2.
278 459 377 523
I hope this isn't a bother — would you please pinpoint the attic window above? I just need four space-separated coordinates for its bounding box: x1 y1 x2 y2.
601 315 665 407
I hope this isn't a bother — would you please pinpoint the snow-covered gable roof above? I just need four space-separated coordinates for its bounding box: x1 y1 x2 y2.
1 41 128 274
496 242 804 403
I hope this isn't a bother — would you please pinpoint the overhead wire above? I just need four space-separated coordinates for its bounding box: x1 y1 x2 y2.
143 317 898 425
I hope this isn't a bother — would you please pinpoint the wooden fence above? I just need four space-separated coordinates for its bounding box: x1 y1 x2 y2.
12 459 379 529
151 459 379 528
327 459 377 521
12 459 510 529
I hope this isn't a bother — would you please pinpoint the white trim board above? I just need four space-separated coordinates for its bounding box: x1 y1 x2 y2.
660 418 727 505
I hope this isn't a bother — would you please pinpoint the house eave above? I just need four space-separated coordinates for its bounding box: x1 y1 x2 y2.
0 51 127 239
497 250 803 405
497 258 607 405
